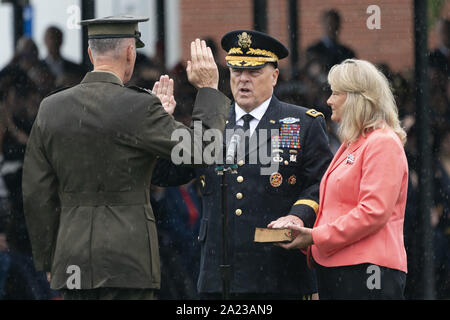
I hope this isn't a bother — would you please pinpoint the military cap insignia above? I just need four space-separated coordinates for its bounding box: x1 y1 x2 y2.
238 32 252 49
270 172 283 187
306 109 324 118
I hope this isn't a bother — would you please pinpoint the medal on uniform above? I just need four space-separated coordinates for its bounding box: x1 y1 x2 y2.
290 154 297 162
270 172 283 187
288 175 297 185
279 121 301 150
271 136 283 162
273 155 283 162
271 135 281 149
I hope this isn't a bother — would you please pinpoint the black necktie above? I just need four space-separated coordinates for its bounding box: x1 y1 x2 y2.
241 114 254 162
241 113 254 134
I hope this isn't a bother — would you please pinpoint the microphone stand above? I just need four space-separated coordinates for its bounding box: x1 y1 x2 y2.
215 163 237 300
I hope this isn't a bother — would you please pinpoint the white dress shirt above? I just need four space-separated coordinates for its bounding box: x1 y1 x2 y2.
235 97 272 137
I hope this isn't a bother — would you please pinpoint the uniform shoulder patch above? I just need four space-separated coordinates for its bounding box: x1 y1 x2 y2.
126 85 154 96
306 109 324 118
45 86 71 98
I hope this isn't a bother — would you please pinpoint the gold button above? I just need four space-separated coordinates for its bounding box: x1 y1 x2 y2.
237 160 245 166
236 192 243 200
235 209 242 216
284 160 289 165
237 176 244 183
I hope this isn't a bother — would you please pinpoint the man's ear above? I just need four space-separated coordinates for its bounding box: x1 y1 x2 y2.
126 44 136 62
272 68 280 87
126 45 131 61
88 47 94 65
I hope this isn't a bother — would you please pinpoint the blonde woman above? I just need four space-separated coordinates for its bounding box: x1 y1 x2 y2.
269 59 408 299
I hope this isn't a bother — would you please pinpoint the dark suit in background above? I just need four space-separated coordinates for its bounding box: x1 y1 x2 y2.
306 37 355 71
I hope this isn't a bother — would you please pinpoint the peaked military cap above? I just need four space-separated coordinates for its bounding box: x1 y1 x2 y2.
80 15 149 48
221 30 289 69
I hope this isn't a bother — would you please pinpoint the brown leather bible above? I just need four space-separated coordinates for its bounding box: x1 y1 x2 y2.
254 228 293 243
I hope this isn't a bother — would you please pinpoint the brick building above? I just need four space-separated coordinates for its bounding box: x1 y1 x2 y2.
1 0 447 73
179 0 450 74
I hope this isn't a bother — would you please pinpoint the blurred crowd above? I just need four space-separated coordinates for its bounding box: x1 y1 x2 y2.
0 10 449 300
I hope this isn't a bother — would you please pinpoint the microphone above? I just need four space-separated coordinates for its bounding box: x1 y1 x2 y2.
225 125 244 164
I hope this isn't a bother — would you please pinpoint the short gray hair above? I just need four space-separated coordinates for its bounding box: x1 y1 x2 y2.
88 38 132 58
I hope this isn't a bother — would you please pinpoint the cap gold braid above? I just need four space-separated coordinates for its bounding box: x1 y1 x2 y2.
294 199 319 214
226 47 279 67
227 48 279 60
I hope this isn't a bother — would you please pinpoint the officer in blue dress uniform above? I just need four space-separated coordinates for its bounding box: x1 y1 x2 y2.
154 30 333 299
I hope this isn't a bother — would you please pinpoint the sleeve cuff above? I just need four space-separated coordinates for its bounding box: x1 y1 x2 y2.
289 200 319 228
311 224 333 257
195 87 230 112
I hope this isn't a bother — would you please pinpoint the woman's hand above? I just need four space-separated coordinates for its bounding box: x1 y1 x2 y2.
267 215 304 229
268 219 314 250
152 75 176 115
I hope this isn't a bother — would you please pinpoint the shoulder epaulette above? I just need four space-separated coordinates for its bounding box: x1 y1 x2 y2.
45 86 71 98
126 85 154 95
306 109 324 118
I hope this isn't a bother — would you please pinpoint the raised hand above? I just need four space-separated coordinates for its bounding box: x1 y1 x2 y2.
152 75 176 115
186 39 219 89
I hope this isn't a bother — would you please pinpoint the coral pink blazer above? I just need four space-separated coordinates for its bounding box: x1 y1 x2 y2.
311 127 408 273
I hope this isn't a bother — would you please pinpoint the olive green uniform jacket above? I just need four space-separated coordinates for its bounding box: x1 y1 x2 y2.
22 71 230 290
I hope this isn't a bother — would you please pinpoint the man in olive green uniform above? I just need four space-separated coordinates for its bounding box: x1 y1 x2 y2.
22 16 230 300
